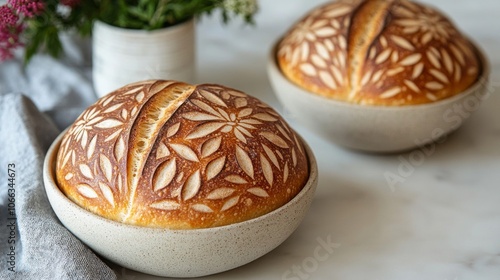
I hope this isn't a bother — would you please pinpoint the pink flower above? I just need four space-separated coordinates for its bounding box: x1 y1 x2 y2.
60 0 81 8
0 6 23 61
0 41 15 61
8 0 44 18
0 6 19 28
0 28 23 60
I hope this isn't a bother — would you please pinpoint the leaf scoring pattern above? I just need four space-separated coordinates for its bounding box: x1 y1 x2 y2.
77 184 98 198
260 132 289 149
99 155 113 182
79 164 93 179
206 156 226 181
156 143 170 159
153 159 176 192
60 82 308 224
166 122 181 137
260 154 273 186
182 170 201 201
114 136 125 161
186 122 225 139
247 187 269 197
95 119 123 129
225 175 248 184
207 188 235 200
236 146 254 179
99 182 115 206
191 204 213 213
170 143 199 162
221 196 240 211
150 200 180 211
201 136 222 158
199 89 227 107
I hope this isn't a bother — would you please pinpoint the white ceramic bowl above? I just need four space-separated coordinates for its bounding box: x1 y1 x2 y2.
267 43 490 153
43 131 318 278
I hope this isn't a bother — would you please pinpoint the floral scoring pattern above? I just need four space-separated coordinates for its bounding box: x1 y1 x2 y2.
56 81 309 229
144 85 308 225
277 0 481 106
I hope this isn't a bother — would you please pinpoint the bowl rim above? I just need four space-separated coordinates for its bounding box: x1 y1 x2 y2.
268 38 490 111
43 130 318 234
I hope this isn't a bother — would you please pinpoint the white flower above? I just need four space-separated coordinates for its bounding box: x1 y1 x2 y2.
222 0 258 17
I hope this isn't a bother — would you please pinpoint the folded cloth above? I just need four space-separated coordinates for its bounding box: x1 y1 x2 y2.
0 93 117 280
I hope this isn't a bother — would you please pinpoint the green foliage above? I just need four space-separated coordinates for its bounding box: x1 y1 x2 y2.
96 0 257 29
19 0 258 63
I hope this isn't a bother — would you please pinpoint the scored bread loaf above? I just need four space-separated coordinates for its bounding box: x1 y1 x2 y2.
277 0 482 106
56 80 309 229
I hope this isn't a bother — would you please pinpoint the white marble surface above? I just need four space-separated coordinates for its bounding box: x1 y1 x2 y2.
114 0 500 279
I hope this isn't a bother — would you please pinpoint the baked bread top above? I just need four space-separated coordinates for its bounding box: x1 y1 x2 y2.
56 80 309 229
277 0 481 106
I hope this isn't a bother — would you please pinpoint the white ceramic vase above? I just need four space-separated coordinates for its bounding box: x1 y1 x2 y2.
92 19 195 98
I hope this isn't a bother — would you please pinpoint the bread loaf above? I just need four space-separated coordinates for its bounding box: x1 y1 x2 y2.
277 0 481 106
55 80 309 229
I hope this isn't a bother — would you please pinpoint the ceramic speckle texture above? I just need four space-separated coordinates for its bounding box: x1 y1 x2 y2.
43 131 318 278
268 43 490 153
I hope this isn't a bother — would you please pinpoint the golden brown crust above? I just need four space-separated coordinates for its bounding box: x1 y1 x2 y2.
277 0 481 106
56 80 309 229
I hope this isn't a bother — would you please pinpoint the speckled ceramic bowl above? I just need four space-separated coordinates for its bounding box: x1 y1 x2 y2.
43 131 318 278
267 43 490 153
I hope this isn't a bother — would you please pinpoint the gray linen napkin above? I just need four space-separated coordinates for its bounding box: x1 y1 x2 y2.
0 93 117 280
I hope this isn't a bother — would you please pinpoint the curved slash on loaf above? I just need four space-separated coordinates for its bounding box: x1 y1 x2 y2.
347 0 395 100
123 81 195 222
